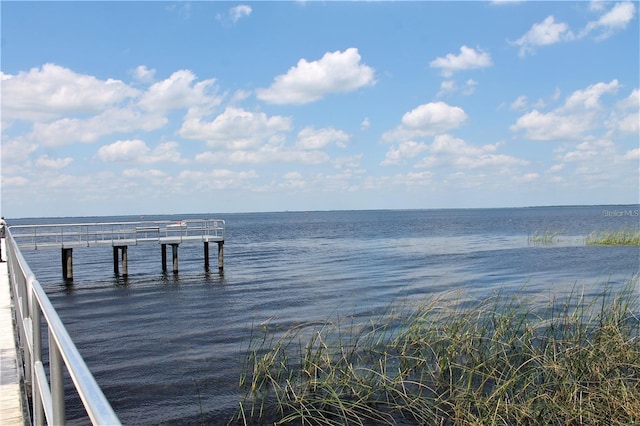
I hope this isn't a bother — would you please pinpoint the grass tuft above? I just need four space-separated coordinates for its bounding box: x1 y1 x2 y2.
233 283 640 425
586 229 640 246
528 229 563 244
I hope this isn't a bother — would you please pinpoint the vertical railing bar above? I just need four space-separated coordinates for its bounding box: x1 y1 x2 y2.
49 327 66 425
31 282 44 425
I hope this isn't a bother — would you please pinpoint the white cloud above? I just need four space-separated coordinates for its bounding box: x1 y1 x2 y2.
1 63 140 125
35 154 74 169
562 80 619 110
510 95 528 110
256 48 376 104
177 169 258 191
511 80 622 140
0 139 38 163
622 148 640 160
132 65 156 83
382 102 468 143
30 107 168 147
615 113 640 133
511 109 592 140
280 172 307 190
513 16 574 57
513 3 636 56
581 1 636 40
97 139 150 162
97 139 186 164
217 4 252 25
413 134 528 170
138 70 220 113
617 88 639 109
380 141 429 166
360 117 371 131
430 45 493 77
230 5 252 23
296 126 350 150
180 107 292 150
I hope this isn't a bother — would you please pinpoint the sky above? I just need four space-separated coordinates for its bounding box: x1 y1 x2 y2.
1 1 639 218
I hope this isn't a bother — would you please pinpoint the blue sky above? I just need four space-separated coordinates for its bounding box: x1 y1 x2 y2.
1 1 638 218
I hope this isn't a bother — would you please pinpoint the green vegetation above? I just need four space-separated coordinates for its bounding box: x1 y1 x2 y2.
528 229 563 244
234 285 640 425
586 229 640 246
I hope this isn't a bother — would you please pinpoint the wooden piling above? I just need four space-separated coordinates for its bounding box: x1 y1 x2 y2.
61 248 73 280
161 244 167 273
171 244 179 273
217 241 224 270
204 241 210 271
113 246 128 276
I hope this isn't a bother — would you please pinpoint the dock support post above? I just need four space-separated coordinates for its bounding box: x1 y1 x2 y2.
161 244 167 273
217 241 224 270
204 241 210 271
61 248 73 280
113 246 128 276
171 244 179 273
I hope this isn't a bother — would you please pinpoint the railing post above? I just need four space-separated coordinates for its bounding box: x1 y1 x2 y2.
49 328 66 425
31 286 44 426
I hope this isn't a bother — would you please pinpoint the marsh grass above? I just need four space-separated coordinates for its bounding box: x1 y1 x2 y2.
528 229 563 244
586 229 640 246
234 283 640 425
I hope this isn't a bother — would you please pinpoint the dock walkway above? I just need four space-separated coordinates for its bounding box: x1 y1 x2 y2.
0 238 26 425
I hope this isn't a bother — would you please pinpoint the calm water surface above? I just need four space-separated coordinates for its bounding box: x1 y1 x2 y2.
12 206 640 424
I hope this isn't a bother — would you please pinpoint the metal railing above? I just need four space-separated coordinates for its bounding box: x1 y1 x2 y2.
5 228 122 425
10 219 225 250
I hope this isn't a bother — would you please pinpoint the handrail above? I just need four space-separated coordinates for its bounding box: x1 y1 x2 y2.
9 219 225 249
5 228 122 425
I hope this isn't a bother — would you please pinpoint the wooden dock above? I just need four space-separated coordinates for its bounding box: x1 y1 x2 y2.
10 219 225 279
0 238 26 425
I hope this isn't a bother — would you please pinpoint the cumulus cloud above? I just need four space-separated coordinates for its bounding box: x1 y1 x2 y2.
177 169 258 191
437 79 478 97
30 107 168 147
382 102 468 143
513 16 574 57
581 1 636 40
562 80 620 110
413 134 528 170
97 139 186 164
132 65 156 83
230 5 252 23
256 48 376 105
35 154 74 169
513 2 636 56
296 126 350 150
380 141 429 166
430 46 493 77
1 63 140 124
138 70 220 113
511 80 621 140
217 4 252 25
180 106 292 149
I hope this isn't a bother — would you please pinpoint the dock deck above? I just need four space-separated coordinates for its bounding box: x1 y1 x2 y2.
0 238 26 425
9 219 226 278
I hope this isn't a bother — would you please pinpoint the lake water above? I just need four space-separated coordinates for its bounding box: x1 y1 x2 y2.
11 205 640 424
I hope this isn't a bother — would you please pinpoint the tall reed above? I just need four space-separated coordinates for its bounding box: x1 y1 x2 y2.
586 229 640 246
234 282 640 425
528 229 562 244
